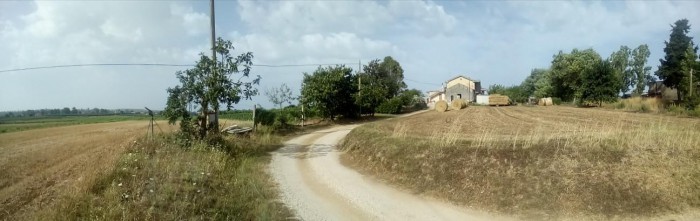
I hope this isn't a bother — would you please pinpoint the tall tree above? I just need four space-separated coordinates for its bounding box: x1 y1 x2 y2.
656 19 694 101
580 60 620 106
630 44 652 96
301 65 358 120
265 83 295 109
549 48 602 102
610 46 632 94
379 56 406 98
163 38 259 139
521 68 549 98
679 44 699 104
355 71 388 115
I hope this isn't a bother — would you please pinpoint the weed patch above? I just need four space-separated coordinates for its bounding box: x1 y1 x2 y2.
39 132 291 220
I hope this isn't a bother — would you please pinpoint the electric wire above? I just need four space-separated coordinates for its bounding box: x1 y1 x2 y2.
0 62 359 73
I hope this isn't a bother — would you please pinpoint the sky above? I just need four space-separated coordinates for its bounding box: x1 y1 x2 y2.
1 0 699 111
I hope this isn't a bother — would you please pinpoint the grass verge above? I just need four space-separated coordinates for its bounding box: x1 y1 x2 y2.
340 107 700 220
37 130 293 220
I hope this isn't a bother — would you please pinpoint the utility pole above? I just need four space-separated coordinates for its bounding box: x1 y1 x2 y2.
209 0 219 131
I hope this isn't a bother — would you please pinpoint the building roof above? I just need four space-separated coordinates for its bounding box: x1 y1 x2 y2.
446 75 480 84
428 90 444 98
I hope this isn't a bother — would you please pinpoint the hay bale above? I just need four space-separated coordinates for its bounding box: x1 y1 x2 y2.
538 97 554 106
451 99 467 110
435 100 448 112
489 94 510 106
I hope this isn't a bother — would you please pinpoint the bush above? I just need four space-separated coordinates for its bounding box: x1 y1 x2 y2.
552 97 562 105
640 103 650 113
254 108 276 126
282 105 303 123
613 100 625 109
376 97 403 114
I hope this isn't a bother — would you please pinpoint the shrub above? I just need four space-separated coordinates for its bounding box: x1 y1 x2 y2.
376 97 403 114
614 101 625 109
666 104 686 115
552 97 562 105
254 108 276 126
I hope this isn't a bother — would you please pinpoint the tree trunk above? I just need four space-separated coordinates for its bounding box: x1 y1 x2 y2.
199 102 208 139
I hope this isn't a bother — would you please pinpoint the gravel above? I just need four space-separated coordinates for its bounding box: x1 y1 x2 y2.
270 124 512 221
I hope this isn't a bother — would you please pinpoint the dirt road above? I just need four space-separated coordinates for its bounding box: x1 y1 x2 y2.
270 123 511 221
0 121 172 219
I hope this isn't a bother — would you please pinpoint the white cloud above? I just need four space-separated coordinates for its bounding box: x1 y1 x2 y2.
0 1 210 110
2 0 700 111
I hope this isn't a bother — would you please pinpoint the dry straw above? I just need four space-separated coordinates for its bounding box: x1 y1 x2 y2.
451 99 467 110
435 100 448 112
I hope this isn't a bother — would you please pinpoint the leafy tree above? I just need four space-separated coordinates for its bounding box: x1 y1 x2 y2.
356 57 407 115
163 38 259 139
488 84 507 95
376 97 403 114
549 48 602 102
521 68 548 98
488 84 527 103
265 83 295 109
398 89 424 106
657 19 695 101
71 107 79 115
679 44 700 108
25 109 36 117
610 46 632 94
379 56 406 98
356 60 388 115
301 65 358 120
534 70 554 99
61 107 71 115
630 44 653 96
580 60 620 106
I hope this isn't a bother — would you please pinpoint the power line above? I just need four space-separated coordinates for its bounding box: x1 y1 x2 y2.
404 78 441 86
0 62 360 73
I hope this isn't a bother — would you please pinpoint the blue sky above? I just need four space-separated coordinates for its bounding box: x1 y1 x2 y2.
1 0 699 111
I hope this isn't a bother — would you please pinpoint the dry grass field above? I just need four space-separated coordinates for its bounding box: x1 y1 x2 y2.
0 121 167 219
0 119 291 220
340 105 700 220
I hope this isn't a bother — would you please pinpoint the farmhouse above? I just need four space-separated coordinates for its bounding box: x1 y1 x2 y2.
445 75 481 103
426 75 481 108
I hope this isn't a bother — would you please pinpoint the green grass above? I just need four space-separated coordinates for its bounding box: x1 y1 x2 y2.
0 115 155 133
38 130 292 220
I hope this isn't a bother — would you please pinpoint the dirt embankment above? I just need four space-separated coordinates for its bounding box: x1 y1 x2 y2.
340 106 700 221
0 121 170 220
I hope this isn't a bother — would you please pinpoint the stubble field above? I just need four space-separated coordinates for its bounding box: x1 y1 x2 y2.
341 105 700 220
0 121 167 220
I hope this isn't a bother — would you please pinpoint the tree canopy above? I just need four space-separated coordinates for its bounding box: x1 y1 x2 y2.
657 19 695 101
549 48 602 102
301 65 358 120
630 44 653 96
580 60 620 106
265 83 295 109
163 38 259 139
610 46 632 94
